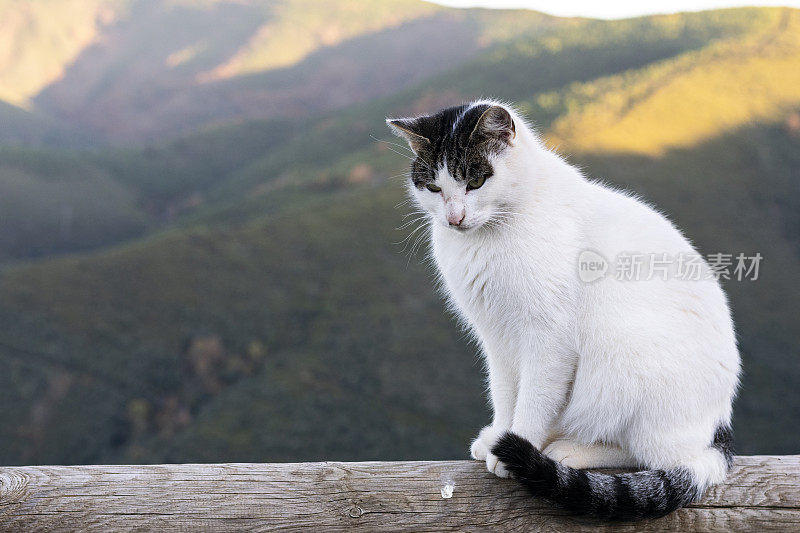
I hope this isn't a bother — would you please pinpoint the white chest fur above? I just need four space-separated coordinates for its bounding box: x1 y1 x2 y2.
431 222 577 345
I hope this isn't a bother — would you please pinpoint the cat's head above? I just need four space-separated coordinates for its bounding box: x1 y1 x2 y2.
387 101 521 232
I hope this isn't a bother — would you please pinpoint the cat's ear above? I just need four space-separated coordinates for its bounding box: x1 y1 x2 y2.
386 117 432 155
471 105 515 148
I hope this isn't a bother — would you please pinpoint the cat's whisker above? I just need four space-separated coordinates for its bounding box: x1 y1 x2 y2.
396 215 428 231
406 229 430 266
381 144 418 163
400 219 429 240
400 211 427 223
395 216 430 254
397 213 429 225
401 207 426 216
489 221 512 229
395 219 429 248
370 135 417 156
386 173 411 181
374 136 436 173
400 232 426 258
413 157 435 173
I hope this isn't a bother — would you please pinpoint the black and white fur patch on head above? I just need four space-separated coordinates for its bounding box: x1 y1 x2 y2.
386 102 516 189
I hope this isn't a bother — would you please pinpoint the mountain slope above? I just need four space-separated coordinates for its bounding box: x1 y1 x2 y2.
24 0 558 142
128 7 798 228
0 100 91 147
544 8 800 154
0 6 797 465
4 5 793 264
0 0 117 106
0 148 149 262
0 2 782 144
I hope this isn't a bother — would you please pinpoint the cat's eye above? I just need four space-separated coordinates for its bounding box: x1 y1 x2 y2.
426 183 442 193
467 175 486 190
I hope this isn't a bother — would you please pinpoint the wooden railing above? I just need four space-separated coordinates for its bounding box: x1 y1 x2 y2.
1 456 798 531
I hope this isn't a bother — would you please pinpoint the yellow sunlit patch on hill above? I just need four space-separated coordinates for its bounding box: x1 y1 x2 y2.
0 0 116 106
544 10 800 156
202 0 440 81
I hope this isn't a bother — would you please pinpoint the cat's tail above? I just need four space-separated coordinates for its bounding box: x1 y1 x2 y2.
491 429 734 521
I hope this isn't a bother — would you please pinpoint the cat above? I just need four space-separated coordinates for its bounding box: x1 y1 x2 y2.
387 100 740 520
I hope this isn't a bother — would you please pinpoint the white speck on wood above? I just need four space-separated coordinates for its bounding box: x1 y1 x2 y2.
441 481 455 499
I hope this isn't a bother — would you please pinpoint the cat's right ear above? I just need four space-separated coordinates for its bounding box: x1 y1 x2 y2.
386 117 432 156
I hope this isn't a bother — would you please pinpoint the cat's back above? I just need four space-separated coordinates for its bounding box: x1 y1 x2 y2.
575 179 738 365
580 180 693 257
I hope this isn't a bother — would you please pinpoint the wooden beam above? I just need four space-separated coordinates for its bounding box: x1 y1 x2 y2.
1 456 798 531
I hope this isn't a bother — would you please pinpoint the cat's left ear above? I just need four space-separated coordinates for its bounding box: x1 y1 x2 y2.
386 116 433 156
471 105 516 148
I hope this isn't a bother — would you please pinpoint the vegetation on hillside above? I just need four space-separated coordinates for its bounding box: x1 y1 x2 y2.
0 3 797 465
0 147 149 261
2 0 557 142
543 9 800 154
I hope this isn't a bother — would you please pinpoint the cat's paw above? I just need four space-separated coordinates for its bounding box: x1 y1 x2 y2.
543 439 622 469
544 439 638 469
470 426 511 478
486 451 511 478
543 439 587 468
470 425 502 461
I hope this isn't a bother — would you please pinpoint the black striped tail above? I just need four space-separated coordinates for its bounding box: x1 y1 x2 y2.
492 433 708 521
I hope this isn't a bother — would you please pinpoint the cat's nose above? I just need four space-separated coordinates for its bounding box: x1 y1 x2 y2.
448 210 466 226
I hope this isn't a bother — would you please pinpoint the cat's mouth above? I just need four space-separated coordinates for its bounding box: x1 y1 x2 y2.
450 215 506 233
447 220 481 233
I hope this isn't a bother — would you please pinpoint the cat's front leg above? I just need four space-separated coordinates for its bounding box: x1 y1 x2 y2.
510 344 576 451
470 350 518 477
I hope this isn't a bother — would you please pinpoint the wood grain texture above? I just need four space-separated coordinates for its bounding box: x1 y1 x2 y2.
1 456 798 532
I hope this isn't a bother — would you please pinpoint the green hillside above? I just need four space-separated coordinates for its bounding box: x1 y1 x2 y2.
109 7 793 226
0 5 797 465
0 1 782 145
543 9 800 154
0 181 484 463
12 0 559 142
0 101 91 147
0 148 149 262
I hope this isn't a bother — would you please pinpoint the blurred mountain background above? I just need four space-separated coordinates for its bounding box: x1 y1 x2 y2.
0 0 797 465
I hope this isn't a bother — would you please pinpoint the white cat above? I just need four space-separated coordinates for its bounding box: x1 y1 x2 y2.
387 100 740 520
